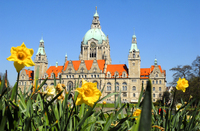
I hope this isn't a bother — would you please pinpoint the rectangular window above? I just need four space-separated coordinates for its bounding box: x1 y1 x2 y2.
91 75 93 78
159 87 161 91
123 93 127 97
153 87 155 91
153 94 155 97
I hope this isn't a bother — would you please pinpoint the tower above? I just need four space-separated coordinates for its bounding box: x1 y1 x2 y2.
128 34 141 78
79 7 111 64
34 37 48 79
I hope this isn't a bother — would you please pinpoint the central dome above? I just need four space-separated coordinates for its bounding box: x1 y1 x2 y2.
83 28 107 45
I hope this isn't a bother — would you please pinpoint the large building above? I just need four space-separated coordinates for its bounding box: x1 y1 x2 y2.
18 8 166 103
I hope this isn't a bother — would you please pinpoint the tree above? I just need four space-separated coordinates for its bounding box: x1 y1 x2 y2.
192 55 200 78
170 65 193 86
162 91 170 105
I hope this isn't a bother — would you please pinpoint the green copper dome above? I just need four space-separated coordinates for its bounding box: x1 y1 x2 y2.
83 28 107 45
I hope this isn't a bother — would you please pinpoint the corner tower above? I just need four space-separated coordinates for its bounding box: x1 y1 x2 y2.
34 37 48 79
79 7 111 64
128 34 141 78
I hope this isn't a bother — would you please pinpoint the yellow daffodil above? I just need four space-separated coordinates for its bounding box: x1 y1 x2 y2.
176 103 183 111
55 83 65 92
132 109 141 120
75 79 101 107
44 86 55 97
7 42 35 73
176 78 189 92
103 101 106 105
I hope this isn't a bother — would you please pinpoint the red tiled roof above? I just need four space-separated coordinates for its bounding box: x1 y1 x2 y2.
140 65 166 79
106 64 128 77
63 60 105 72
97 60 105 71
85 60 94 70
46 66 63 78
63 61 69 71
72 61 81 71
25 69 34 80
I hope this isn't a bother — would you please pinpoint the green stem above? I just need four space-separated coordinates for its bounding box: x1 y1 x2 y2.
15 72 20 102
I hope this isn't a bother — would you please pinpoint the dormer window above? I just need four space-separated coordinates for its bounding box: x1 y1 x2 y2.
122 72 126 77
114 71 119 77
107 72 111 78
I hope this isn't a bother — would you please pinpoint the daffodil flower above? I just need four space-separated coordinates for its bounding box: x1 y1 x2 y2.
75 79 101 107
176 78 189 92
7 42 35 72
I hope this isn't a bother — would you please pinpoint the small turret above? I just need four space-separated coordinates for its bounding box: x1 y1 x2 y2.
65 53 68 62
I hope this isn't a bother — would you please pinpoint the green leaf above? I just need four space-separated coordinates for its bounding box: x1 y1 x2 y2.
11 82 17 101
98 92 118 102
137 83 144 108
139 79 152 131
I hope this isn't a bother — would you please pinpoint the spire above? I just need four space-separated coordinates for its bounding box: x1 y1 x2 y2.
91 6 101 29
56 61 58 67
40 34 44 43
130 31 139 52
37 36 46 55
94 6 99 17
154 57 157 66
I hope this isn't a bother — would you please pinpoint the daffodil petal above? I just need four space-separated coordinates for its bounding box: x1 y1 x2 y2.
21 42 26 48
76 94 84 105
7 56 16 61
82 79 88 85
23 58 35 67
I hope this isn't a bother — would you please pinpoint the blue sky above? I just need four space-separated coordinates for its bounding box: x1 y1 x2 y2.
0 0 199 86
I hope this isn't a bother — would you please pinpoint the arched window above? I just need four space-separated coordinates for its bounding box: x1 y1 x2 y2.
67 81 73 90
132 86 136 91
79 81 82 88
159 87 161 91
122 82 127 91
156 74 158 77
159 80 162 84
107 82 111 91
153 87 155 91
93 81 99 89
133 53 135 58
43 83 47 91
116 82 119 91
156 80 158 84
50 83 54 86
153 93 155 97
133 93 135 97
152 80 154 84
159 93 161 97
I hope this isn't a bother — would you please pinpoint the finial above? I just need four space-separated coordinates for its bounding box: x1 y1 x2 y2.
96 6 97 10
56 61 58 67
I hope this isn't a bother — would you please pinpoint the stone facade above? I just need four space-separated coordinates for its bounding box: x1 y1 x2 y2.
18 8 166 103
